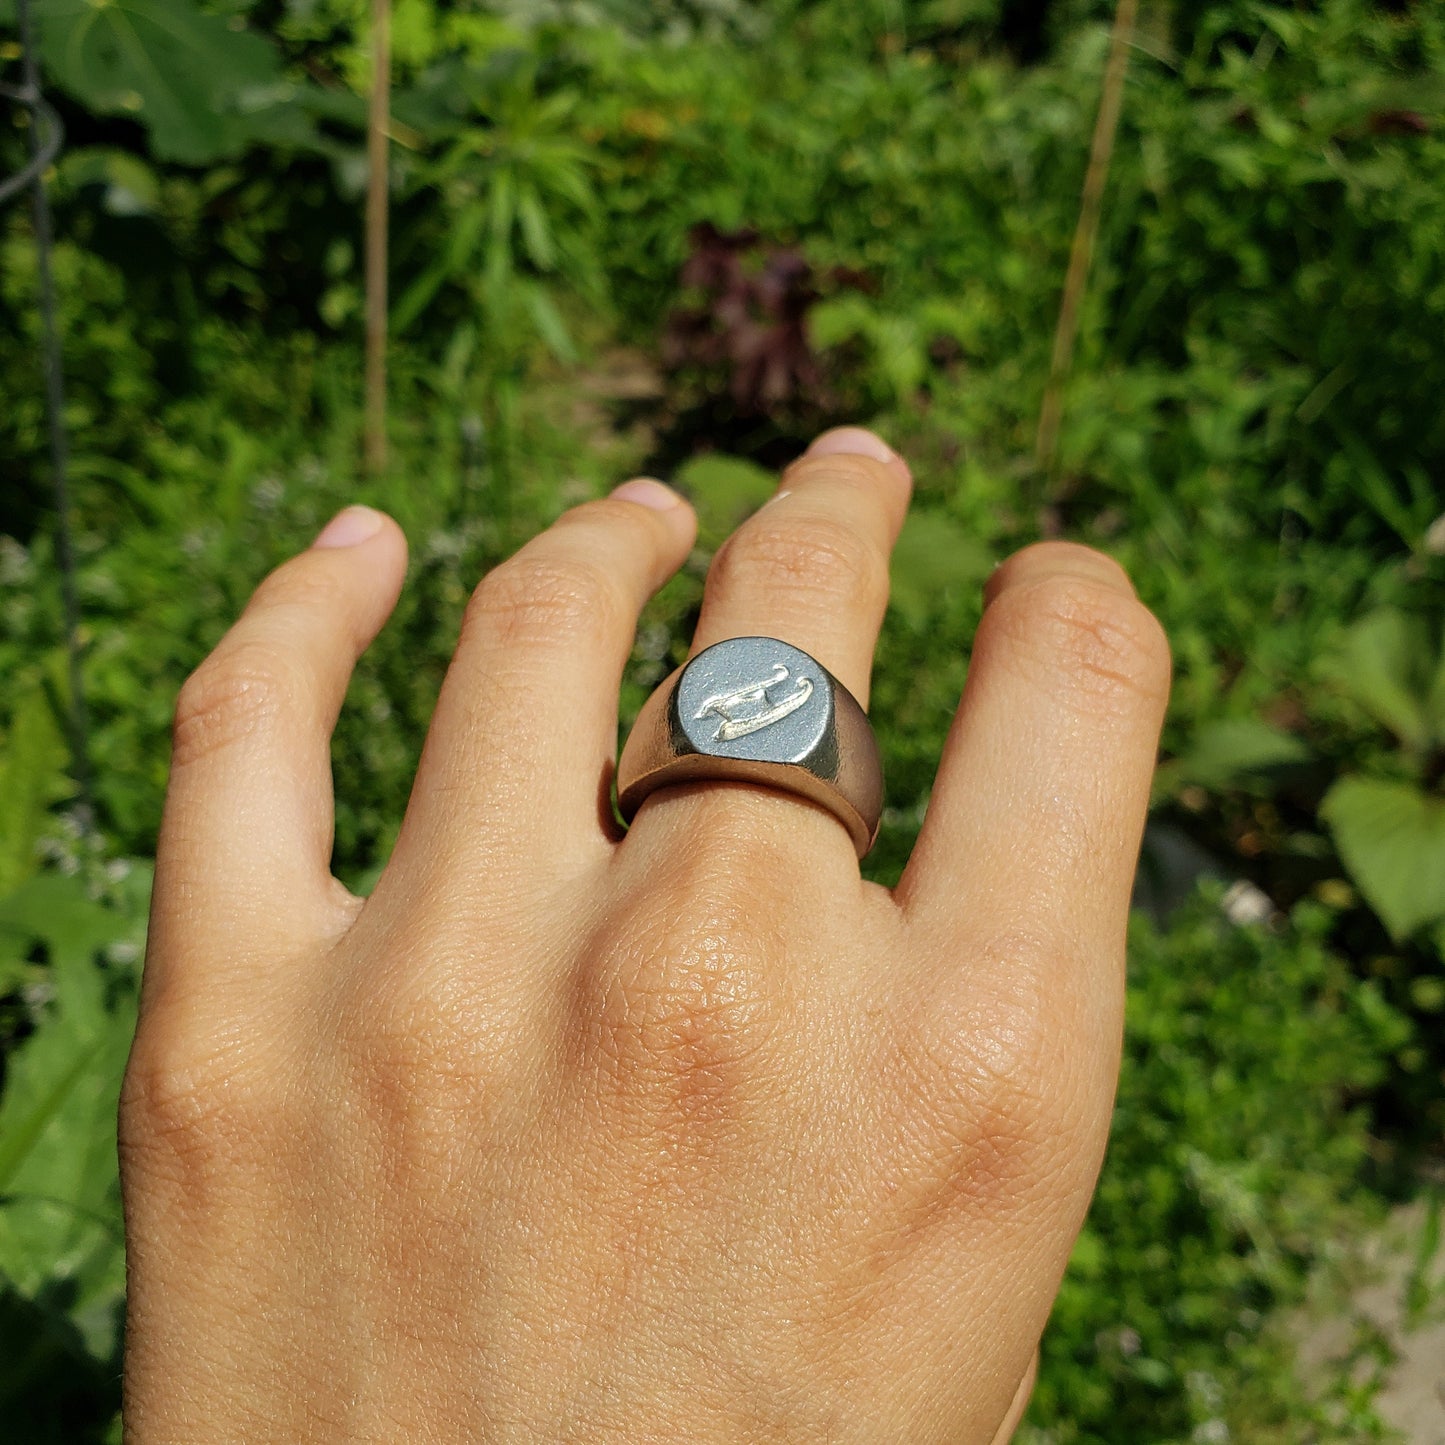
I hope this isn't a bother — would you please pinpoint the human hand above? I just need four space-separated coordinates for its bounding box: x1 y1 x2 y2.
119 427 1170 1443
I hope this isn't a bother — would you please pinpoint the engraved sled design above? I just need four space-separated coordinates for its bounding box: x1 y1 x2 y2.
695 662 814 743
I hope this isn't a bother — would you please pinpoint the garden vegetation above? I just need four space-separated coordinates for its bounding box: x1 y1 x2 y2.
0 0 1442 1439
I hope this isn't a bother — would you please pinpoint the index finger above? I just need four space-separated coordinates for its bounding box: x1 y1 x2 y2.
148 509 408 995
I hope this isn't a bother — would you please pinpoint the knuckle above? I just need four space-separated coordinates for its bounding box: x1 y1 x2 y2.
563 898 784 1141
332 963 507 1148
992 576 1171 710
711 511 888 616
887 949 1066 1214
171 640 303 767
119 1031 279 1192
341 972 472 1090
463 550 624 652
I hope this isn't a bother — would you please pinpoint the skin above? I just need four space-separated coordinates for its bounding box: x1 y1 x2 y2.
119 427 1171 1443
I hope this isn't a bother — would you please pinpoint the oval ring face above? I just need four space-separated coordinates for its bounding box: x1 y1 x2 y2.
673 637 833 765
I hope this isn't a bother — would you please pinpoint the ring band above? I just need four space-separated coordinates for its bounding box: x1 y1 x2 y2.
616 636 884 858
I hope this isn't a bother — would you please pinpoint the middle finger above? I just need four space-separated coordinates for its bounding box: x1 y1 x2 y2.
621 427 912 865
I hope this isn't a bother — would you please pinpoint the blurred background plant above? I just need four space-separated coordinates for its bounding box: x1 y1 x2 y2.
2 0 1444 1438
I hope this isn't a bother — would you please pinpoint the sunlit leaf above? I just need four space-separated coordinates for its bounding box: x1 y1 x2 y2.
807 293 875 350
888 511 993 626
1321 776 1445 942
0 868 147 1382
522 282 575 362
516 182 557 270
673 454 776 551
0 686 70 898
1318 609 1439 759
1169 717 1311 792
56 146 161 215
486 167 517 277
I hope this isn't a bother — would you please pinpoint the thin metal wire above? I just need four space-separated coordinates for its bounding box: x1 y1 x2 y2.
5 0 92 814
0 81 62 207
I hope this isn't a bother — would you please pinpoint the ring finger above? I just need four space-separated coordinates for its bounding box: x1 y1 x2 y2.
620 427 912 863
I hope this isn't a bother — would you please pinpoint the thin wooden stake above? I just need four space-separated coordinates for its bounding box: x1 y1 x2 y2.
364 0 391 476
1034 0 1139 485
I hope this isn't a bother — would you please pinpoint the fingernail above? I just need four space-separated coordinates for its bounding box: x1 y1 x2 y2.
611 478 682 511
313 505 386 549
804 427 897 465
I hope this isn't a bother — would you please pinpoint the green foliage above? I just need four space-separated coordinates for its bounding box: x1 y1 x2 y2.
1154 717 1312 797
27 0 282 163
1028 892 1410 1442
0 866 149 1441
1403 1192 1443 1331
4 0 364 166
391 58 601 347
1322 781 1445 947
1315 608 1445 951
887 511 994 629
1319 609 1445 772
670 452 776 548
4 0 1445 1434
0 683 70 898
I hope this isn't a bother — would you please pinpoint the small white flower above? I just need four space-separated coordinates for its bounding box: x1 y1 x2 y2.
252 476 285 512
1221 878 1276 928
0 535 32 587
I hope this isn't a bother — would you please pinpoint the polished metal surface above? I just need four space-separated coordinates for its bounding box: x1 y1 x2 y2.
616 636 883 858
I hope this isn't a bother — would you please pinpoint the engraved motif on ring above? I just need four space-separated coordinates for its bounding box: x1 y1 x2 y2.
694 663 816 743
616 635 884 858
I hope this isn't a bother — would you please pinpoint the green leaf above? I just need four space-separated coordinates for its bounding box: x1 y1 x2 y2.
807 294 875 350
1068 1225 1105 1280
0 869 145 1375
0 1051 94 1196
888 512 993 626
0 687 70 897
672 454 777 551
870 313 929 404
1170 717 1311 792
1428 642 1445 743
55 147 161 216
1302 73 1445 135
391 200 488 336
31 0 285 164
1318 609 1438 759
1320 776 1445 942
484 167 518 293
515 183 557 271
521 283 575 363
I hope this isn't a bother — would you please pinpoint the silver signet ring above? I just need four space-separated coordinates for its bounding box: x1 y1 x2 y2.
616 636 884 858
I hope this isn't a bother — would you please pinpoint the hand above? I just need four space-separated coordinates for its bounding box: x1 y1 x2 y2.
119 428 1170 1443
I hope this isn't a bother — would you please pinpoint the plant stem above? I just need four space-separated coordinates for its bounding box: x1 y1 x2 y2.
365 0 392 477
1034 0 1140 486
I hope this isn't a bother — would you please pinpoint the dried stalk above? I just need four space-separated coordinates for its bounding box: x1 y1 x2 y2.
1034 0 1140 484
